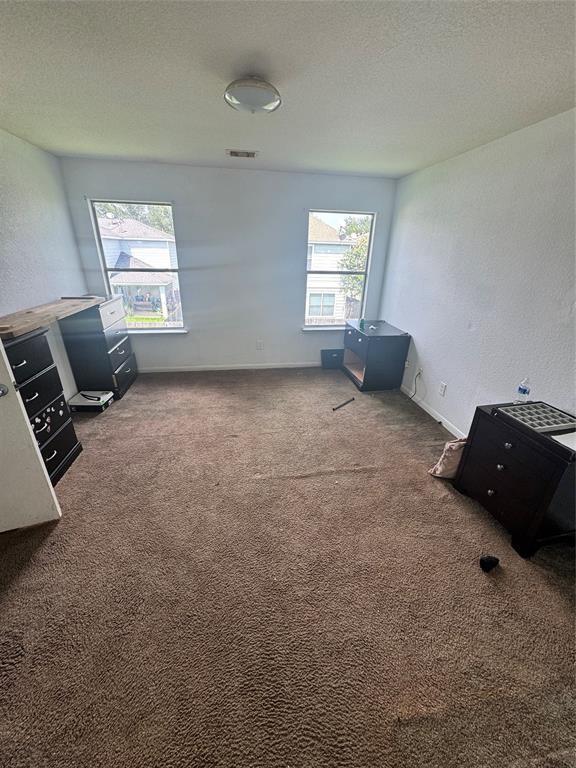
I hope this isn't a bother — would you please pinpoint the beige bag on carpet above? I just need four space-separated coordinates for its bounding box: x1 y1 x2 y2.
429 438 467 479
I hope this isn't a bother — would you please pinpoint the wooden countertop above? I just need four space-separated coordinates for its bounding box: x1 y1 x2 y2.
0 296 106 339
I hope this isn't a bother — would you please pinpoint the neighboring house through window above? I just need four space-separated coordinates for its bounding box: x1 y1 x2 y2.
308 292 335 317
304 211 375 326
90 201 183 330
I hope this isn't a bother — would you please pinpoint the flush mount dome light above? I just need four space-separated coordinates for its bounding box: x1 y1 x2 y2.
224 76 281 114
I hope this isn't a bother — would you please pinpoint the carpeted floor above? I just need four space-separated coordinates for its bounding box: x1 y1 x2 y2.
0 368 574 768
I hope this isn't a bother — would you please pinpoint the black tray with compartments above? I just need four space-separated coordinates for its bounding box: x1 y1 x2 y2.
493 401 576 435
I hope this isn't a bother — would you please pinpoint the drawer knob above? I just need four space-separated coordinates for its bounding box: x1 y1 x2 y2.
118 349 125 355
487 489 496 497
504 442 513 450
35 423 48 434
496 464 505 472
357 337 362 342
125 368 131 374
12 359 27 369
46 449 58 462
347 331 352 335
25 392 39 403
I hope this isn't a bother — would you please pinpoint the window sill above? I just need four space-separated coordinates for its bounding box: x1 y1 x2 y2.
301 326 346 332
127 328 189 335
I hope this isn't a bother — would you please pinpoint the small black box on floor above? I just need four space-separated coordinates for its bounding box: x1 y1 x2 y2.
321 349 344 369
69 391 114 413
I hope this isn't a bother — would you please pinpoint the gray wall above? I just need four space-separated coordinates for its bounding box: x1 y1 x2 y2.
61 159 396 372
379 110 575 436
0 128 86 397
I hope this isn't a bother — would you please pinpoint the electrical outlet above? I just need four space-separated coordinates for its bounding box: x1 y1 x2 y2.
256 339 264 351
439 381 447 397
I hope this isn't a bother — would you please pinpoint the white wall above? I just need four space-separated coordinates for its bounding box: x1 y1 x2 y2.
0 129 86 397
380 110 575 436
60 159 396 371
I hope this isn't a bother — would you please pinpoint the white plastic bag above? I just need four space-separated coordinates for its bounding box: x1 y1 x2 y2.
429 438 467 479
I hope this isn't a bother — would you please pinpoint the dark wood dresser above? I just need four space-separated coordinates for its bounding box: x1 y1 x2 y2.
454 403 575 557
342 320 410 391
59 296 138 399
3 328 82 486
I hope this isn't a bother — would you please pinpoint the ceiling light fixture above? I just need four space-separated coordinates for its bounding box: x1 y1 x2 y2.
224 76 281 114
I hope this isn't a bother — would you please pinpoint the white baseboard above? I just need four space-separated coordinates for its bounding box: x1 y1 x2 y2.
400 385 466 438
138 362 321 374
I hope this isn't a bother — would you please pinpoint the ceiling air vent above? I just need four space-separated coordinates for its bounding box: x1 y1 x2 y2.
226 149 258 158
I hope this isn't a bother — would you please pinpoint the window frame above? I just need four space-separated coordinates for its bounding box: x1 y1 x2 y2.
304 209 376 328
88 199 184 331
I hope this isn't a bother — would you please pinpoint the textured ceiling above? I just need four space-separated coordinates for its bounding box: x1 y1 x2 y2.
0 0 573 176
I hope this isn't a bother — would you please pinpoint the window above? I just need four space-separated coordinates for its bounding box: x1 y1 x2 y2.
90 200 183 330
305 210 374 327
308 292 335 317
307 244 313 270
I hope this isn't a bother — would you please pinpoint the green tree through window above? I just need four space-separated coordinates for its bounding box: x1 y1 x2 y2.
93 202 174 236
339 215 372 302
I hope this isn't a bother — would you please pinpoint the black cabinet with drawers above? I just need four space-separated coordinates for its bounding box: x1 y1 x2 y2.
59 296 138 399
342 320 411 391
454 404 575 557
3 328 82 486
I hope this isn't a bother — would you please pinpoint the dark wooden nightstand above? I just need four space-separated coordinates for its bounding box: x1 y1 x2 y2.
454 403 575 557
342 320 410 391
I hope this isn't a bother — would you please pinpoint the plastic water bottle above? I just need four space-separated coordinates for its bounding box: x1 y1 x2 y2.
515 377 531 403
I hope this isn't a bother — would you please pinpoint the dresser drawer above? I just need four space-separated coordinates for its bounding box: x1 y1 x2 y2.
99 296 125 330
19 366 63 418
457 461 532 532
30 394 69 447
113 354 137 396
465 440 554 503
469 415 558 492
104 316 128 351
5 332 53 385
41 421 79 477
344 328 368 361
108 335 132 372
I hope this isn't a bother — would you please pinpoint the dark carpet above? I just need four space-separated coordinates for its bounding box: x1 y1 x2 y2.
0 369 574 768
